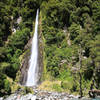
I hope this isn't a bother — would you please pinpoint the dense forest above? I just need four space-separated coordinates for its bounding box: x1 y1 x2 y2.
0 0 100 97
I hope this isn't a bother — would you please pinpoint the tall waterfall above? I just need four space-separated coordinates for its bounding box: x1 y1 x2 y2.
26 9 39 86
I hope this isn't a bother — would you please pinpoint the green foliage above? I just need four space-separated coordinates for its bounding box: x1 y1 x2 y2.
61 81 72 90
4 79 11 94
41 0 100 96
58 70 73 81
0 0 33 96
0 0 100 97
0 73 11 96
52 84 62 92
2 27 30 79
89 34 100 88
24 87 34 94
8 28 30 51
69 23 81 40
0 47 9 62
41 0 74 28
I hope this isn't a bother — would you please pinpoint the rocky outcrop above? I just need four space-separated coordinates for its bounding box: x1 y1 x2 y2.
38 15 44 83
19 16 44 85
89 89 100 98
20 39 31 85
3 89 84 100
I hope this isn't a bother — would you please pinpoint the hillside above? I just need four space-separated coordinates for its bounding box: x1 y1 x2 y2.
0 0 100 98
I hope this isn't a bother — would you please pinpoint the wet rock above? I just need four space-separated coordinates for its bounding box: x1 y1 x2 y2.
4 89 80 100
0 97 3 100
24 38 32 50
31 95 36 100
20 47 31 85
4 94 17 100
19 24 44 85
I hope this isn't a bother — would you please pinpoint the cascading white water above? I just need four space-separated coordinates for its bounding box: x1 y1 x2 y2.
26 9 39 86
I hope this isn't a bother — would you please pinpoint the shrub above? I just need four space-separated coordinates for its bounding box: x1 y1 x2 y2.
24 87 34 94
52 84 62 92
61 81 72 90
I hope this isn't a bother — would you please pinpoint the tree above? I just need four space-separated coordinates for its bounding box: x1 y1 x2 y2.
90 35 100 89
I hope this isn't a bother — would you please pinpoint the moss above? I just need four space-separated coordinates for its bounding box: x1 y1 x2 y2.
6 77 20 93
24 87 34 94
38 11 47 81
19 49 30 62
40 50 47 81
0 62 10 71
38 80 61 92
15 71 21 83
16 48 30 83
61 81 73 90
7 77 34 95
11 82 21 93
52 83 62 92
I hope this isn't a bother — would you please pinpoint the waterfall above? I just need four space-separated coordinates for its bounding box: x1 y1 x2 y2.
26 9 39 86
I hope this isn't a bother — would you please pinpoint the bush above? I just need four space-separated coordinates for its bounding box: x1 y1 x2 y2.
0 74 11 96
61 81 72 90
4 79 11 94
24 87 34 94
8 28 30 51
52 84 62 92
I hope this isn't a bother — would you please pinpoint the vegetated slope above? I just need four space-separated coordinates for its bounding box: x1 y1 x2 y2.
41 0 100 96
0 0 43 96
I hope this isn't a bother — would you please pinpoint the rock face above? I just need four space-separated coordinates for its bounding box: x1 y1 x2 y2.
19 12 44 85
38 18 44 84
20 38 32 85
19 20 44 85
